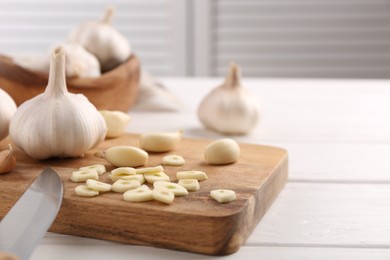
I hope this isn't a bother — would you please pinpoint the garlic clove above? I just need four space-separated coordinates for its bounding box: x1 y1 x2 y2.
0 89 17 141
197 62 260 135
0 144 16 174
67 6 131 72
99 110 131 138
9 47 107 159
140 130 183 152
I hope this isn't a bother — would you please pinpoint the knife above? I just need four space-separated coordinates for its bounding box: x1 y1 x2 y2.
0 168 63 260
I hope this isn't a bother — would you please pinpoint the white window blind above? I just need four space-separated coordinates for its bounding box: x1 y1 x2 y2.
0 0 182 76
203 0 390 78
1 0 390 78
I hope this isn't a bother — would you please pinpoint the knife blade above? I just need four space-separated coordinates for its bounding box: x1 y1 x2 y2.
0 168 63 260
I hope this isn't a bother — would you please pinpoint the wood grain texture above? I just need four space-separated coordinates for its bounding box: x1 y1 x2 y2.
0 55 140 112
0 134 287 255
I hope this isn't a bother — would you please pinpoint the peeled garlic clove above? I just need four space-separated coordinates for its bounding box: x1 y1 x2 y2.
9 47 107 159
0 89 17 141
197 62 260 135
140 130 182 152
95 146 148 167
99 110 131 138
67 6 131 72
204 138 240 165
0 144 16 174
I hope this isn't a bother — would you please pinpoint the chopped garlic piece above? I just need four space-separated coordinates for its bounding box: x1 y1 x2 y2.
79 164 106 175
86 179 112 192
152 188 175 204
123 185 153 202
75 185 99 197
210 189 236 203
108 173 145 183
153 181 188 196
178 179 200 191
144 172 170 184
176 170 208 181
111 167 136 175
71 169 99 183
135 165 164 175
112 179 141 193
162 155 185 166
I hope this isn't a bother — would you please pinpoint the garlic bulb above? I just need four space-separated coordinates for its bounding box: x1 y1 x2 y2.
9 47 107 159
67 6 131 72
54 43 101 78
13 43 101 78
0 89 17 141
197 63 260 135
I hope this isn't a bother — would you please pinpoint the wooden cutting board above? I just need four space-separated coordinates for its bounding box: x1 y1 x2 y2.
0 134 288 255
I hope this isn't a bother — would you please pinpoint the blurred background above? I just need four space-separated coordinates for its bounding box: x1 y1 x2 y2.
0 0 390 78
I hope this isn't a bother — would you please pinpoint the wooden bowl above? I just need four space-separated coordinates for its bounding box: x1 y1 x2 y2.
0 54 140 112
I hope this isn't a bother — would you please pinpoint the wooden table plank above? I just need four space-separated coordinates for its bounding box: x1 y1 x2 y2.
248 182 390 246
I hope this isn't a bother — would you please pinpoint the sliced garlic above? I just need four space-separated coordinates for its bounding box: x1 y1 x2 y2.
95 146 148 167
112 179 141 193
111 167 136 175
162 155 185 166
80 164 106 175
71 169 99 183
210 189 236 203
134 165 163 175
204 138 240 165
152 188 175 204
153 181 188 197
176 171 208 181
86 179 112 192
75 185 99 197
140 130 182 152
123 185 153 202
144 172 170 184
99 110 131 138
108 173 145 183
177 179 200 191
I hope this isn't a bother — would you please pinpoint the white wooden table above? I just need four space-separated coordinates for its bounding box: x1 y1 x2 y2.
31 78 390 259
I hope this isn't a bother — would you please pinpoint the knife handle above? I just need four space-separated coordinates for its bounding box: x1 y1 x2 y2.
0 252 20 260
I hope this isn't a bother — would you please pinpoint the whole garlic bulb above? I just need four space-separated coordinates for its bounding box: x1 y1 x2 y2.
0 89 17 141
197 63 260 135
67 6 131 72
12 43 101 78
54 43 101 78
9 47 107 159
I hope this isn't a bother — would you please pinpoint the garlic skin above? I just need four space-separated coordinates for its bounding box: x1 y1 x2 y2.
0 89 17 141
197 63 260 135
67 6 131 72
9 47 107 159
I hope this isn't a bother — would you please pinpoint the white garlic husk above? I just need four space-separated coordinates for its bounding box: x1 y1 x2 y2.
53 43 101 78
67 6 131 72
0 89 17 141
197 62 260 135
9 47 107 159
